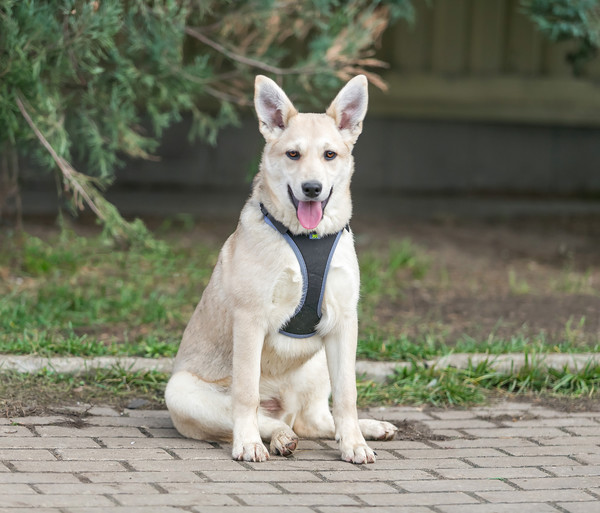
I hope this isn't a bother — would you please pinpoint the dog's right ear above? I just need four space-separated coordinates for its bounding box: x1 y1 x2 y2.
254 75 298 141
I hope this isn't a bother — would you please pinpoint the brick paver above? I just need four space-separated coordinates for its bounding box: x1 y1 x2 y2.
0 402 598 512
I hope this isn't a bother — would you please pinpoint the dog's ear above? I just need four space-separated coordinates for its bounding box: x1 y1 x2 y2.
326 75 368 144
254 75 298 141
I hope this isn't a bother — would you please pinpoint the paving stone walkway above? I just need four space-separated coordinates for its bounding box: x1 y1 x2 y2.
0 401 598 513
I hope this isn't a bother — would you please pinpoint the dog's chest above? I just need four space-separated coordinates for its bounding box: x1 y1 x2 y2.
272 259 349 308
270 230 358 335
271 264 303 314
264 253 357 374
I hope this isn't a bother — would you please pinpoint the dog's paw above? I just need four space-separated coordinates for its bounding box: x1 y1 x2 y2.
359 419 398 441
270 428 299 457
232 442 270 462
339 440 376 465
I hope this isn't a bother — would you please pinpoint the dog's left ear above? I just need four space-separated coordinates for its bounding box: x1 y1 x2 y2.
326 75 369 145
254 75 298 141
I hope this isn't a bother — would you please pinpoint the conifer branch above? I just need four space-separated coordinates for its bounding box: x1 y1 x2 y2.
184 26 316 77
15 94 105 220
2 0 416 239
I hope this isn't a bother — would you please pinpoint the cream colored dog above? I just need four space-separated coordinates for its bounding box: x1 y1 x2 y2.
165 75 397 464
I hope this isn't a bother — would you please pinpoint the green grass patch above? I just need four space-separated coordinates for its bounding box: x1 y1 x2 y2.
359 238 430 302
0 329 179 358
357 332 600 361
0 229 217 357
6 326 600 413
357 363 487 407
357 359 600 407
4 357 597 417
1 231 436 359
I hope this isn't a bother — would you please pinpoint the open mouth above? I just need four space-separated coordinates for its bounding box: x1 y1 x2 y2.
288 185 332 230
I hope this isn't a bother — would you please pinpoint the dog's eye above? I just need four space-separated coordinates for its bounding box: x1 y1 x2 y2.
324 150 337 161
286 150 300 160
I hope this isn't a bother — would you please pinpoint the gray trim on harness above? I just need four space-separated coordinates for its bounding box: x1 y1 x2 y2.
317 232 342 317
263 214 309 321
260 203 346 338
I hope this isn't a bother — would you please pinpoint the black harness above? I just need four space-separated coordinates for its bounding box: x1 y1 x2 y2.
260 203 347 338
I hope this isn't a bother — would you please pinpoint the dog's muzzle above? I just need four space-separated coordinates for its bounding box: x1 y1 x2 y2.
288 185 333 230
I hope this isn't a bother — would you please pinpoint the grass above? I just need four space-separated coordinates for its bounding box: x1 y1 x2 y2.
552 260 596 294
508 268 531 295
359 238 430 303
1 231 432 358
357 358 600 407
0 228 217 358
0 368 168 417
1 226 598 411
357 331 600 362
3 355 596 417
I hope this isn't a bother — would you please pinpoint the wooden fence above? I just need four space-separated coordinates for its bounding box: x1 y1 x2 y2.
370 0 600 126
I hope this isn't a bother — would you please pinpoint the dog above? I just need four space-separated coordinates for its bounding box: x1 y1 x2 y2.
165 75 397 464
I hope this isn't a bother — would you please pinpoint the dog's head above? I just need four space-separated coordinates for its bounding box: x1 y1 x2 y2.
254 75 368 235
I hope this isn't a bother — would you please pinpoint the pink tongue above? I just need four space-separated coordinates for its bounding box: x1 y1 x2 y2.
297 201 322 230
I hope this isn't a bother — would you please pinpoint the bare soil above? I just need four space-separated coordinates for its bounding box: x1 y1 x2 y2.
351 214 600 344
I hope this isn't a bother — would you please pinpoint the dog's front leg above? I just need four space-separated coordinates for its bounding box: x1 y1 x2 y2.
231 312 269 462
324 315 376 464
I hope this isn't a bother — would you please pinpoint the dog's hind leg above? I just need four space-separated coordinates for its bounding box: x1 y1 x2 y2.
257 397 298 457
165 371 234 441
166 371 298 456
293 396 397 442
293 394 336 439
267 424 299 457
287 354 336 439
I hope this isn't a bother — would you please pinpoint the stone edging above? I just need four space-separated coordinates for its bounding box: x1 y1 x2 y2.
1 352 598 384
356 352 600 383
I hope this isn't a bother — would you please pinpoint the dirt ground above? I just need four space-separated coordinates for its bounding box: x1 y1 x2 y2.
350 213 600 345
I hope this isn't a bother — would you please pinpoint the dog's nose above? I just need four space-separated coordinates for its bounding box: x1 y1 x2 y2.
302 181 322 199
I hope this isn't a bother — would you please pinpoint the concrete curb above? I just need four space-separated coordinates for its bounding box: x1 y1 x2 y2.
356 352 600 383
1 352 598 383
0 355 174 375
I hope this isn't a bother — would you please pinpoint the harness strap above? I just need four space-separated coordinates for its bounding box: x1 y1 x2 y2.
260 203 346 338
